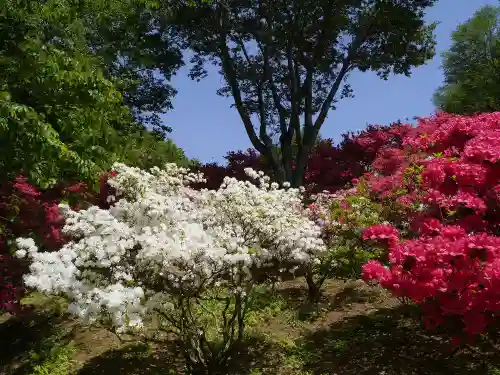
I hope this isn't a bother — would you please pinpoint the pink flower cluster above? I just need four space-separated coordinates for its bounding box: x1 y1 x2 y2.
362 224 399 250
363 226 500 336
361 112 500 339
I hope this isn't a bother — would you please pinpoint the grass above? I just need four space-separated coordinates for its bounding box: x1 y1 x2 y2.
31 342 76 375
2 279 500 375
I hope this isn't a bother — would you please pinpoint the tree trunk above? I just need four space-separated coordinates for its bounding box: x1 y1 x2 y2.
305 272 322 303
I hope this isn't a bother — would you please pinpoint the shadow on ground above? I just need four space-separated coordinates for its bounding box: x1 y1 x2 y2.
0 311 71 375
75 341 181 375
275 279 390 322
76 335 276 375
298 305 500 375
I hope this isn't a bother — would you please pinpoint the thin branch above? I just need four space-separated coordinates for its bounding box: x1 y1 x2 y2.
313 10 379 131
218 29 267 154
313 60 352 131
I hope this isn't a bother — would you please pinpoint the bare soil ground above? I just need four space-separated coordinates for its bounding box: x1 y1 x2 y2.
1 279 500 375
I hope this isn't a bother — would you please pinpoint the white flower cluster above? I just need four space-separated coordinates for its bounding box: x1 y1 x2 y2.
17 163 325 332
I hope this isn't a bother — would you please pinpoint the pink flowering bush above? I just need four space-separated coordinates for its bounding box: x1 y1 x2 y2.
361 112 500 340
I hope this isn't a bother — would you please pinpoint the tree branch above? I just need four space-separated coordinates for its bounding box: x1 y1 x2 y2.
313 10 378 131
287 37 300 140
235 36 272 147
313 60 351 131
303 66 313 129
218 30 267 154
257 40 287 136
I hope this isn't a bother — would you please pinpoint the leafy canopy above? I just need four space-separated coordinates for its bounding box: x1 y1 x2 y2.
434 5 500 114
0 0 190 187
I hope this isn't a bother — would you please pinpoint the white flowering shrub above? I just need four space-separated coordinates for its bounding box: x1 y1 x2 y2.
16 163 325 373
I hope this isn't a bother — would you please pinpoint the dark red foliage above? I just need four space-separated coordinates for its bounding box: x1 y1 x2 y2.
305 123 411 194
192 123 411 195
191 149 269 190
0 176 100 314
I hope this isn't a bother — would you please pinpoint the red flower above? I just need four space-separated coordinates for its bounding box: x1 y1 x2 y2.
13 176 40 197
361 112 500 340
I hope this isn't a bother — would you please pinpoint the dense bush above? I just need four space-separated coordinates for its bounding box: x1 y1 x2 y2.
361 112 500 340
16 163 325 373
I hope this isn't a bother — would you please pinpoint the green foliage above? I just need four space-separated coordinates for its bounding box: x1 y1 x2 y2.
0 25 126 184
76 0 184 130
245 286 302 328
6 0 184 131
322 195 385 279
434 5 500 114
119 132 192 170
435 58 500 114
0 0 190 186
30 342 75 375
22 321 77 375
304 192 386 302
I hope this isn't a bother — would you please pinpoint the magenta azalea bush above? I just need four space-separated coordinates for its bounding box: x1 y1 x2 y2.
361 112 500 340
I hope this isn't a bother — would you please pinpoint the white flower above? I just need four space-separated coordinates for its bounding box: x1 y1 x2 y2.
16 237 36 250
18 163 325 333
15 249 27 259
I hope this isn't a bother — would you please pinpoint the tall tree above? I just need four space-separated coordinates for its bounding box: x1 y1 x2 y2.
77 0 184 132
11 0 184 132
0 0 190 187
434 5 500 114
171 0 437 186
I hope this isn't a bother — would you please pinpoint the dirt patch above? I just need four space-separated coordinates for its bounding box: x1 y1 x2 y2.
2 279 500 375
70 326 121 370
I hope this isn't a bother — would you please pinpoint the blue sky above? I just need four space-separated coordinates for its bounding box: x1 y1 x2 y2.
163 0 498 164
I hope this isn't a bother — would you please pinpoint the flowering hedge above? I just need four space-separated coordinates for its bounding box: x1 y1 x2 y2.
16 163 325 372
361 112 500 340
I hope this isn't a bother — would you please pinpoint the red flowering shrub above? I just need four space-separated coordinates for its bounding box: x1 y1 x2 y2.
305 123 411 195
0 175 105 314
361 112 500 340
